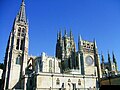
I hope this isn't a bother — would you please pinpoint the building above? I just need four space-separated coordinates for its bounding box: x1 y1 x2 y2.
1 0 28 89
1 0 118 90
0 69 3 79
101 52 118 78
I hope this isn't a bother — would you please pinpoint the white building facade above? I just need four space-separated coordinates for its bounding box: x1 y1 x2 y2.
0 69 3 79
1 0 102 90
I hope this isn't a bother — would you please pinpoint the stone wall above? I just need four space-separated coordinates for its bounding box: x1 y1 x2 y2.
35 72 98 89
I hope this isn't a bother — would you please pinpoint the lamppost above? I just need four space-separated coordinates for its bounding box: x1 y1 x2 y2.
51 74 53 90
108 72 112 85
83 75 85 90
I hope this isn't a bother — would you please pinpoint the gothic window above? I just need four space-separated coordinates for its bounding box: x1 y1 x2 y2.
91 44 93 49
87 44 90 48
56 78 60 85
83 43 86 47
91 47 93 49
62 83 64 88
17 32 20 36
68 79 71 82
18 27 21 32
20 39 24 50
16 55 21 65
17 27 21 37
21 33 25 37
78 79 81 85
21 28 25 37
106 67 109 71
49 60 52 72
113 66 115 70
22 28 25 33
16 38 20 50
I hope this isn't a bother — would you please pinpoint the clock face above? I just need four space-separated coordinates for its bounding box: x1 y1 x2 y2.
85 56 93 66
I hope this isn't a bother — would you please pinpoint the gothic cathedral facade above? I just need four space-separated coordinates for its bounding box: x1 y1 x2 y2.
1 0 118 90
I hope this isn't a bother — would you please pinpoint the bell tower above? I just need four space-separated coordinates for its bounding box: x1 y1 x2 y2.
2 0 29 89
78 37 102 78
56 30 76 72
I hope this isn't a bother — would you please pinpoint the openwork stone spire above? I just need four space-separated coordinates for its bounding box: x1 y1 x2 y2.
16 0 27 23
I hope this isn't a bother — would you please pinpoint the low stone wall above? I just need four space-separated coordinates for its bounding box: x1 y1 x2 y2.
100 77 120 85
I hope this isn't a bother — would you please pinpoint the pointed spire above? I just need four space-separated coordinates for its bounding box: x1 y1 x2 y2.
70 29 73 38
59 30 62 39
78 35 82 42
108 51 111 63
16 0 27 23
78 35 82 47
57 31 59 40
58 30 62 45
93 39 97 49
101 52 105 70
78 35 83 52
62 41 65 51
112 52 116 63
93 39 98 54
22 0 25 4
64 28 67 37
62 40 65 60
101 53 104 63
112 51 118 71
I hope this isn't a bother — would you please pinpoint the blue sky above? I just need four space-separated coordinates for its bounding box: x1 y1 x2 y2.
0 0 120 70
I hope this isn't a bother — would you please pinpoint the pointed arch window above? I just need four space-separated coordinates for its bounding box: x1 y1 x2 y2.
68 79 71 82
21 28 25 37
16 55 21 65
16 38 20 50
112 66 115 70
18 27 21 32
22 28 25 33
56 78 60 85
78 79 81 85
17 27 21 37
20 39 24 50
106 66 109 71
17 32 20 36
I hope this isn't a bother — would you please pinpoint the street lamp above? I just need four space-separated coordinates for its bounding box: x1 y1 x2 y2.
83 75 85 90
51 74 53 90
108 72 112 85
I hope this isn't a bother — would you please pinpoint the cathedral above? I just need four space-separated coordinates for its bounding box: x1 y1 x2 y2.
1 0 118 90
101 52 118 78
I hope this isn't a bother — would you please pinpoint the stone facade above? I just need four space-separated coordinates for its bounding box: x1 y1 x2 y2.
1 0 118 90
101 52 118 78
0 69 3 79
1 0 28 89
34 52 61 73
35 72 97 89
